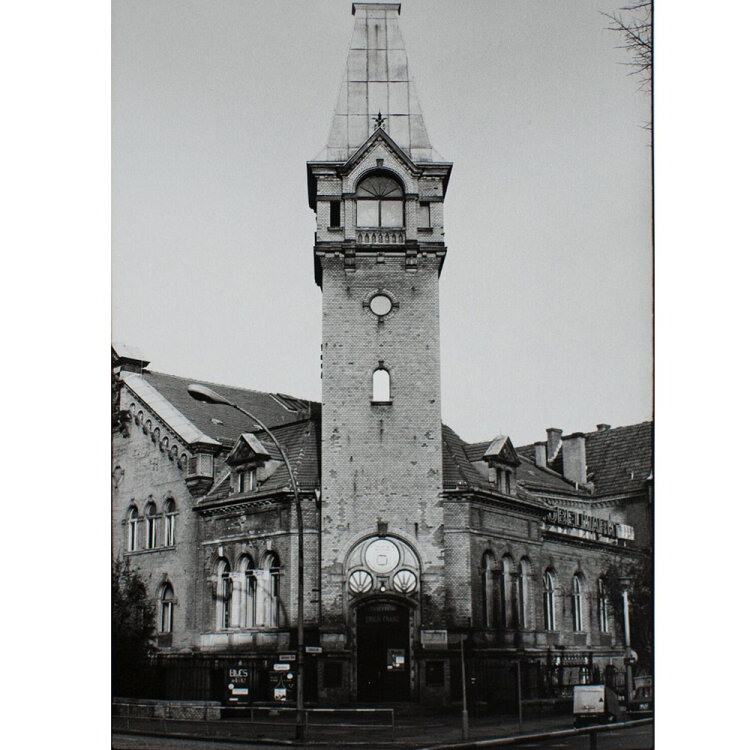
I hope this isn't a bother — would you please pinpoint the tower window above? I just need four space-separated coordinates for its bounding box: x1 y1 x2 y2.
329 200 341 227
372 368 391 402
355 173 404 228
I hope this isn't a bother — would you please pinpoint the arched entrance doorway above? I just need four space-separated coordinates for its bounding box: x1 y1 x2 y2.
356 599 411 702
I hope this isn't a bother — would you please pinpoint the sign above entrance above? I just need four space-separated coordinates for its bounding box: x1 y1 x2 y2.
421 629 448 649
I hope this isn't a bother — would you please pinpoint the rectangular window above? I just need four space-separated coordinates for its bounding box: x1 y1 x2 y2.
164 514 175 546
418 201 431 227
329 200 341 227
161 601 173 633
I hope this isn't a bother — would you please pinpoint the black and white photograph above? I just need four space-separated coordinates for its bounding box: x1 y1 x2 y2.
108 2 656 748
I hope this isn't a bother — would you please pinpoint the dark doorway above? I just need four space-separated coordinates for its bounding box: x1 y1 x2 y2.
356 600 410 702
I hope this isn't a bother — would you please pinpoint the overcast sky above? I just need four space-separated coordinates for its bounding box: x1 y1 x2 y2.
112 0 652 446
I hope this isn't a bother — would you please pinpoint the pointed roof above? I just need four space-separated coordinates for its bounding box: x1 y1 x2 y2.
482 434 521 467
318 2 441 163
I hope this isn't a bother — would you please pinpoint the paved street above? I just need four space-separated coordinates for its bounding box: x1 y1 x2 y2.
112 718 653 750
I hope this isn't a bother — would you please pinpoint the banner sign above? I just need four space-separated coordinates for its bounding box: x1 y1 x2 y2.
545 507 619 538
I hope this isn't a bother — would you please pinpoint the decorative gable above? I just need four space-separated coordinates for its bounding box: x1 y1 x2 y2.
226 433 272 467
482 435 521 468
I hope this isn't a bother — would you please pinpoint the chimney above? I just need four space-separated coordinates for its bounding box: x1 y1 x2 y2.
561 433 587 487
597 423 611 432
534 441 546 467
546 428 562 462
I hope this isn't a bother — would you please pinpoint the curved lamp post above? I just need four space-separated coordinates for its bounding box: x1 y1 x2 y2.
187 384 305 740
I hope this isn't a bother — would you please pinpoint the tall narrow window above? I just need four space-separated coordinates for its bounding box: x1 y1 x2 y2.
572 574 584 631
480 552 495 628
160 584 174 633
127 507 139 552
329 200 341 227
417 201 431 228
598 578 609 633
544 571 556 631
372 368 391 402
501 555 515 629
240 555 256 628
163 499 176 546
258 552 281 628
355 173 404 228
216 559 232 630
518 558 532 629
145 502 158 549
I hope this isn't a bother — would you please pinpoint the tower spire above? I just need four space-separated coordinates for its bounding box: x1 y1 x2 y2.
319 2 441 162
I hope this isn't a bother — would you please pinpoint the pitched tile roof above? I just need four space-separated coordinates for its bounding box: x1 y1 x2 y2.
139 370 313 443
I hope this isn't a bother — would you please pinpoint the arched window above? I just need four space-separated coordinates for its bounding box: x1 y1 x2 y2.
355 173 404 228
145 502 158 549
127 506 139 552
372 368 391 402
501 555 515 629
160 583 174 633
258 553 281 628
598 578 609 633
216 559 232 630
572 574 584 632
163 499 176 547
239 555 257 628
480 552 496 628
518 558 532 629
543 570 556 631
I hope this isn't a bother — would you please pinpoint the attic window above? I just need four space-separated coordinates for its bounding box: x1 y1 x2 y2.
238 468 256 493
497 469 511 495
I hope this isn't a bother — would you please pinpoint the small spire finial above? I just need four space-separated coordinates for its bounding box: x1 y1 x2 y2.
372 111 387 130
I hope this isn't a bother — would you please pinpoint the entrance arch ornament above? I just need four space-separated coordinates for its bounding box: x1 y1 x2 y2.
346 535 420 597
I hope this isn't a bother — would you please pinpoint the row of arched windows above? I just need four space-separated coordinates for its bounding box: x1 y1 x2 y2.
215 553 281 631
127 499 177 552
480 553 610 635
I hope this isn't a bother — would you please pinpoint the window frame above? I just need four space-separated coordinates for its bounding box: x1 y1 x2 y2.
543 571 556 631
572 574 584 632
127 507 139 552
355 173 405 229
372 367 392 403
160 583 174 634
145 502 158 550
598 578 609 633
163 499 176 547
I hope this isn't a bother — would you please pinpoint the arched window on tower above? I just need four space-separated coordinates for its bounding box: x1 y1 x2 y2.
355 173 404 228
160 583 174 633
544 570 557 631
216 559 232 630
572 574 584 632
372 368 391 403
127 506 139 552
145 501 158 549
480 552 496 628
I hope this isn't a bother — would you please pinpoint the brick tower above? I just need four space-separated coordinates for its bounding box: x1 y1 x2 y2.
307 3 452 702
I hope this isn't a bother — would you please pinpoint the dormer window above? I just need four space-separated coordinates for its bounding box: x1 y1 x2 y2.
355 173 404 228
238 468 257 493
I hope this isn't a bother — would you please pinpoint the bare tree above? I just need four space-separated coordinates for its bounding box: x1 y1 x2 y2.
603 1 653 95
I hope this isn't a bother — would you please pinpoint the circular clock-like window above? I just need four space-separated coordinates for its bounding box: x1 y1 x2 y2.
392 569 418 594
348 570 374 594
365 538 400 573
369 294 393 316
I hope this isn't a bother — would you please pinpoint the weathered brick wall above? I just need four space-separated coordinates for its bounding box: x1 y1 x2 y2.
112 413 201 650
319 253 445 628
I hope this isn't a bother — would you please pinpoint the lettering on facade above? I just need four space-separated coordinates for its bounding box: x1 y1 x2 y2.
421 629 448 650
545 507 621 539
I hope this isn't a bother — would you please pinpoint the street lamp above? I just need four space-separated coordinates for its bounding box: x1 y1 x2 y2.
619 575 635 706
188 384 306 740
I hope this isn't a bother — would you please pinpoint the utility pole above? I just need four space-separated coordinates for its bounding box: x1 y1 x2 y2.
460 635 469 740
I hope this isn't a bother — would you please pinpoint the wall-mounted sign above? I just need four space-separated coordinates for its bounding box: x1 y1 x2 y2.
615 523 635 540
226 663 250 704
421 629 448 650
273 663 291 672
278 653 296 661
545 507 620 538
305 645 323 654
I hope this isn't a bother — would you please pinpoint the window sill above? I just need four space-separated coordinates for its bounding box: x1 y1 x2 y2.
356 226 405 231
125 545 176 556
327 226 344 231
371 400 392 406
417 226 433 233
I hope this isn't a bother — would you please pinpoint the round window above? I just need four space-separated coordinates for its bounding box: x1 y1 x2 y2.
348 570 374 594
392 569 418 594
369 294 393 316
364 538 400 574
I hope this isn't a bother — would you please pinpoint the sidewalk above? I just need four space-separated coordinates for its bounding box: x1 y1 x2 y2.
113 710 581 749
